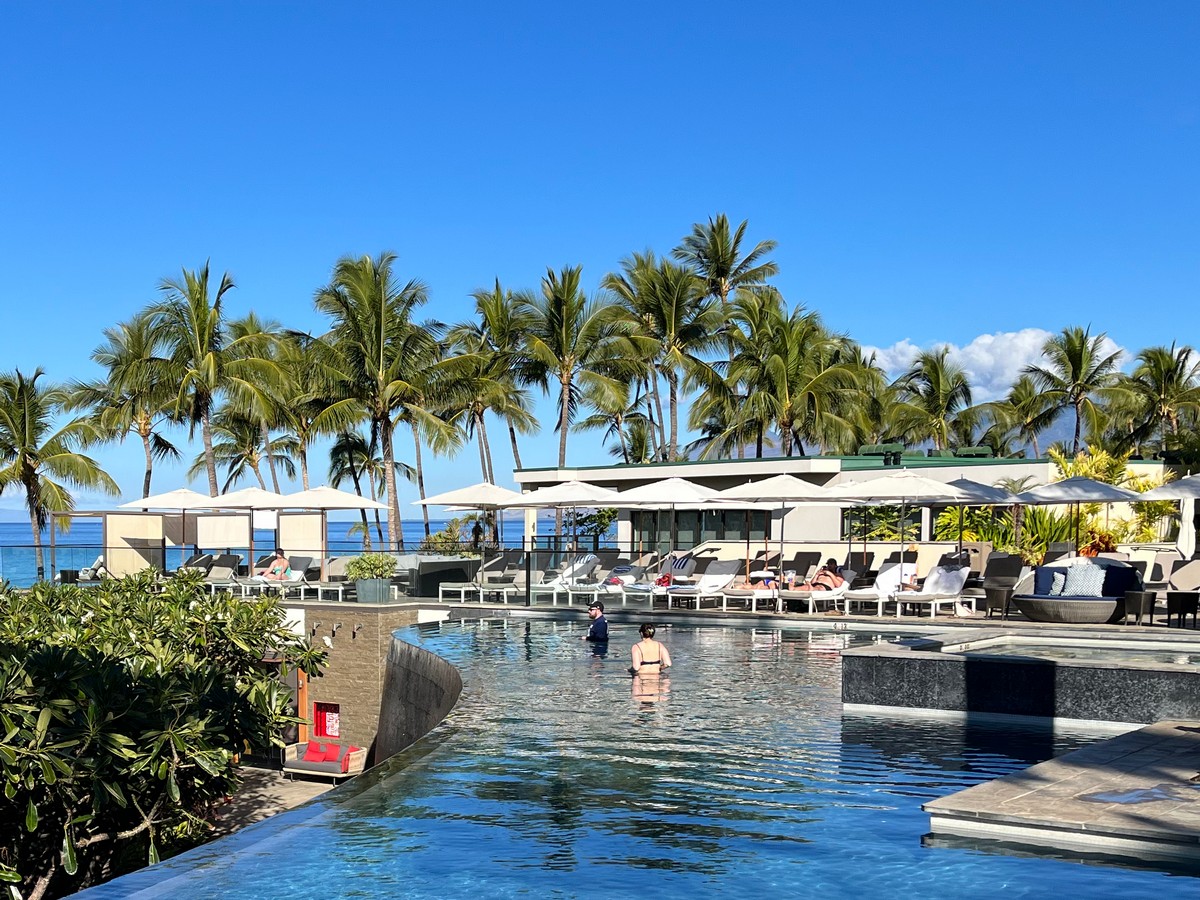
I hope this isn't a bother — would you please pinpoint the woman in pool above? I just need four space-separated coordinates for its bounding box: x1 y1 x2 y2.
631 623 672 675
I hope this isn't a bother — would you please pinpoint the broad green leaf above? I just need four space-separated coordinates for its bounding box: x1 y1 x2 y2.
25 798 38 832
62 827 78 875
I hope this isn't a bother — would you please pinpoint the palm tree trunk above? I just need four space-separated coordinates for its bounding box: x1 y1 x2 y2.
1073 400 1083 455
250 461 267 490
648 375 667 460
380 415 403 550
201 409 219 496
667 373 679 462
28 504 44 581
261 420 280 492
616 416 630 464
476 418 490 482
345 457 371 551
755 424 764 459
480 416 495 483
299 444 310 491
556 373 571 534
507 422 523 470
141 430 155 498
412 426 431 536
781 420 794 456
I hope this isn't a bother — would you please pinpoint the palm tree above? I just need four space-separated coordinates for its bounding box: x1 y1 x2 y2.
0 369 119 579
517 265 638 470
672 214 779 314
574 378 654 464
892 348 975 450
225 312 290 492
720 288 859 455
153 262 277 496
186 407 298 492
982 374 1057 458
1118 343 1200 450
449 280 541 471
68 312 181 498
315 252 433 550
1025 326 1122 455
604 253 721 461
329 429 414 548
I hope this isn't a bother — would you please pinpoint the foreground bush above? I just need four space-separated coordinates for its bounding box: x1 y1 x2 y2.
0 571 325 899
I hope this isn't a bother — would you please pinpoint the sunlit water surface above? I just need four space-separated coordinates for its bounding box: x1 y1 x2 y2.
82 620 1194 898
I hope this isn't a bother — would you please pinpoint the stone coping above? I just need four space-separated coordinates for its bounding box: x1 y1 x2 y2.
925 720 1200 862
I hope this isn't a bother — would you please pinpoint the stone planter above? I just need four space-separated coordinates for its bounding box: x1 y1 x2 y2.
354 578 391 604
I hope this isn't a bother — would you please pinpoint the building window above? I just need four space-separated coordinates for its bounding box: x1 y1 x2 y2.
313 702 340 739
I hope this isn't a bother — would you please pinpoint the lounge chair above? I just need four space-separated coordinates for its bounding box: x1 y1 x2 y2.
961 554 1025 619
203 555 245 595
664 559 742 610
438 549 514 601
565 554 644 605
241 555 314 598
890 565 972 617
529 553 603 605
1163 559 1200 628
842 562 914 616
777 568 857 615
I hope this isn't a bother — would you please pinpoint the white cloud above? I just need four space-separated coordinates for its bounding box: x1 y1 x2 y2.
863 328 1128 403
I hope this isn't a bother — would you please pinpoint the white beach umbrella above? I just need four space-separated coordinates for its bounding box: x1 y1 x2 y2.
287 485 388 510
414 481 523 508
613 477 721 506
119 488 217 510
718 475 846 578
1016 476 1141 555
213 486 290 509
832 472 970 577
1127 476 1197 558
1015 476 1140 505
502 481 623 508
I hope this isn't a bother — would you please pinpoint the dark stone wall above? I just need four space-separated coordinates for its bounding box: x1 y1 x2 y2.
375 636 463 761
842 650 1200 724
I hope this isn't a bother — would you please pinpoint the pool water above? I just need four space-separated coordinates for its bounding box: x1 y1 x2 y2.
967 641 1200 667
82 620 1194 898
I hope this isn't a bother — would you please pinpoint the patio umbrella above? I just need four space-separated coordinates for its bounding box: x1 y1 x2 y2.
832 472 969 581
416 482 525 553
1016 476 1141 554
946 477 1020 554
1117 476 1197 557
503 481 624 559
718 475 844 581
119 488 217 510
610 478 723 558
287 485 388 510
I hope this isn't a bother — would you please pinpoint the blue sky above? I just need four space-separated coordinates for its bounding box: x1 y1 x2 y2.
0 2 1197 515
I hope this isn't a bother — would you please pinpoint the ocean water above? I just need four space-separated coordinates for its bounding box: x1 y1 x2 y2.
78 620 1192 898
0 518 462 588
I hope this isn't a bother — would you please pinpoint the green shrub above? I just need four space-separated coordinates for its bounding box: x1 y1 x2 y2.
344 553 397 580
0 570 324 898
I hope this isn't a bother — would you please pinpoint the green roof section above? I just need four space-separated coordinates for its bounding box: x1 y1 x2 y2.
516 454 1050 474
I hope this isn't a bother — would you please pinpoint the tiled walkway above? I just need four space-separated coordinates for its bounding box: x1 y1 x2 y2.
209 767 331 837
925 720 1200 861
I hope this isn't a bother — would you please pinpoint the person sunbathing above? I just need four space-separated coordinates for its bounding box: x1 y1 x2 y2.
793 558 845 591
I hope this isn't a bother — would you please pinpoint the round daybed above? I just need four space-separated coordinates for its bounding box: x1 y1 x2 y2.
1010 557 1142 625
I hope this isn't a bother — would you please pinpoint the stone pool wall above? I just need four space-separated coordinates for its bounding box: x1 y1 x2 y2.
376 636 463 761
842 637 1200 724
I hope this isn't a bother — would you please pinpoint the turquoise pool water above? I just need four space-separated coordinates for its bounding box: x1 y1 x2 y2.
81 620 1193 898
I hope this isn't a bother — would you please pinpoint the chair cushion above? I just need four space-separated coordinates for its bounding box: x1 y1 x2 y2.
342 746 361 773
303 741 325 762
1102 566 1140 597
1034 567 1058 595
1048 572 1066 596
323 743 344 762
1063 564 1106 597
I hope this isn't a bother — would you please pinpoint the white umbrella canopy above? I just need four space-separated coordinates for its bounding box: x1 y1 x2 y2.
612 477 721 507
832 471 970 503
502 481 623 509
717 473 840 503
1137 475 1200 501
946 477 1019 505
119 488 216 510
286 485 388 510
213 487 290 509
1016 476 1140 505
414 482 523 508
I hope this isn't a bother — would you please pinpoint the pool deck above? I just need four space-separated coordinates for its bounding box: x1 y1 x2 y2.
925 719 1200 862
208 767 331 838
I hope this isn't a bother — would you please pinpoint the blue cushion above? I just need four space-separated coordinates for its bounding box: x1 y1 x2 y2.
1063 564 1107 597
1101 566 1140 596
1033 567 1057 595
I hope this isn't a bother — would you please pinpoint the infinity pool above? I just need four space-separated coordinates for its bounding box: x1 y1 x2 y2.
82 619 1194 898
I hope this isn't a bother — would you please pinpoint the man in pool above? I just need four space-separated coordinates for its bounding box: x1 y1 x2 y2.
582 599 609 642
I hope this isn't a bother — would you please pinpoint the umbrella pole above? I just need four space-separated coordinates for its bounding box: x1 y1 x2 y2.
744 510 751 585
958 505 964 555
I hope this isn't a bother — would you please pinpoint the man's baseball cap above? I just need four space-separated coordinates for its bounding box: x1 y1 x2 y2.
588 600 605 611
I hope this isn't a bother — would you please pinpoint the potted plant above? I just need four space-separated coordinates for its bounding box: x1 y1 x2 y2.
345 553 396 603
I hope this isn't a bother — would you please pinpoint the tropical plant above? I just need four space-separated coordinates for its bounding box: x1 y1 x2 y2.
673 213 778 317
328 430 414 549
67 312 181 499
0 571 324 898
981 374 1057 458
0 369 119 580
344 553 397 580
315 252 434 550
1114 343 1200 452
186 408 298 493
1025 326 1122 455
